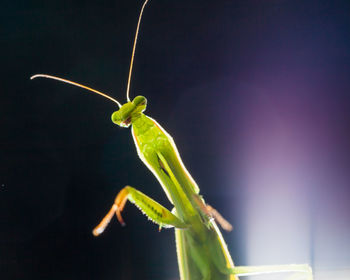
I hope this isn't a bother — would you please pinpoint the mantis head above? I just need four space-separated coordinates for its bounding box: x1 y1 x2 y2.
30 73 147 129
111 96 147 128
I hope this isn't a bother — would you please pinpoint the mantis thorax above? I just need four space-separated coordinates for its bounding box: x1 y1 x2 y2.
111 96 147 128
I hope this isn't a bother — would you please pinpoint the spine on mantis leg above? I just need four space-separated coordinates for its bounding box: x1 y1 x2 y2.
93 186 187 237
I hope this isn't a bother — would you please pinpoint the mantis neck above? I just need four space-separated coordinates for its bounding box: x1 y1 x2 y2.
131 113 153 135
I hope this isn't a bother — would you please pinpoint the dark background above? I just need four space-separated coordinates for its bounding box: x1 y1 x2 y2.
1 0 350 279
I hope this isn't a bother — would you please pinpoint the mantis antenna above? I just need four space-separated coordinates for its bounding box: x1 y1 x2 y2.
126 0 150 102
30 74 122 108
31 0 150 106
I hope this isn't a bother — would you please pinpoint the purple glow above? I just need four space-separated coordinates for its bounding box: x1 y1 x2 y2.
226 50 350 278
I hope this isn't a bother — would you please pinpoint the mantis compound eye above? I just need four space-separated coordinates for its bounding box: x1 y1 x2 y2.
110 110 125 127
132 96 147 113
132 95 147 107
111 110 131 128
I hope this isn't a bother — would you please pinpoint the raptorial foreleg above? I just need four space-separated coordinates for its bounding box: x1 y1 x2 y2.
93 185 187 236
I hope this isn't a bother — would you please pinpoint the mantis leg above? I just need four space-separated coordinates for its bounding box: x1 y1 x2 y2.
93 186 187 236
229 264 313 279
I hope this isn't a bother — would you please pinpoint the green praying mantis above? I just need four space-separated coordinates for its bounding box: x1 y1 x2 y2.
31 0 313 279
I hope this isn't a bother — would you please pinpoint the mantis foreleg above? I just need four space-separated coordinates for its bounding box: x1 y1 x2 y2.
93 186 187 236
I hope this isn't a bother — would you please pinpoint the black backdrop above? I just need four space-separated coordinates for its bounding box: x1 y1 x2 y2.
1 1 350 279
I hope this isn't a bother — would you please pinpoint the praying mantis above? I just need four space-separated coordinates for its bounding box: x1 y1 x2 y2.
31 0 313 279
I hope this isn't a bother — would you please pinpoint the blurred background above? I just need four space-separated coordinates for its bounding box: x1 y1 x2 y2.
1 0 350 279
